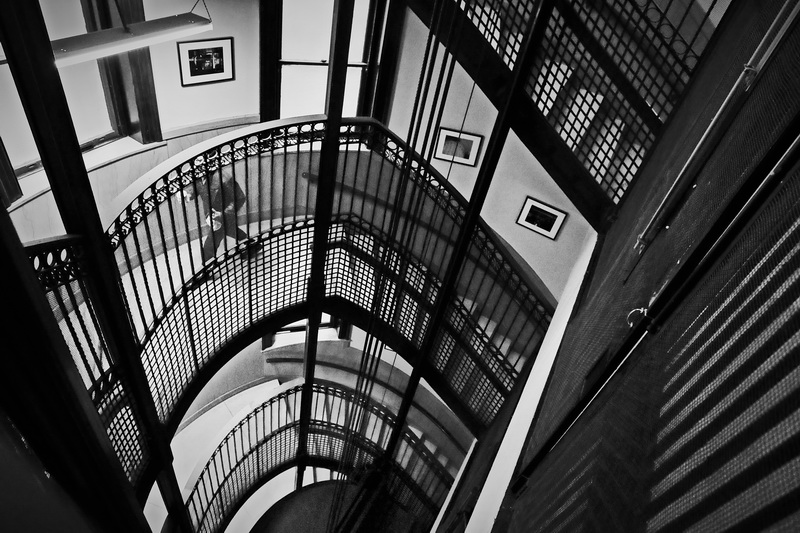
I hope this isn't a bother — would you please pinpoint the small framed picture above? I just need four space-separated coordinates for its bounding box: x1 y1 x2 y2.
433 127 483 167
516 197 567 240
177 37 235 87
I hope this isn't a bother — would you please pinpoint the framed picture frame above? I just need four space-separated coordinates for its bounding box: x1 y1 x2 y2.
177 37 235 87
516 197 567 240
433 127 483 167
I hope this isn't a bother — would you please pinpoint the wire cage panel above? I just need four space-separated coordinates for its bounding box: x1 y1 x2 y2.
456 0 535 68
106 117 552 443
526 8 656 204
27 239 149 485
186 383 453 533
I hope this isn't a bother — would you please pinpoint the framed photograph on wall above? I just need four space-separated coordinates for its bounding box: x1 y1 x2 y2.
433 127 483 166
516 197 567 240
177 37 235 87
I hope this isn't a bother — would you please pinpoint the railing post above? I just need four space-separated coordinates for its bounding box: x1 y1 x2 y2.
297 0 357 489
0 213 149 531
383 0 555 463
0 2 191 531
337 1 558 529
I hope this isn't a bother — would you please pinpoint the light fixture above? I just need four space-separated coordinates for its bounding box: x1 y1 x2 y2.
52 1 212 68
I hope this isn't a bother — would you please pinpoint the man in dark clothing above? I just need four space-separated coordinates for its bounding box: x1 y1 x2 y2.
184 165 248 262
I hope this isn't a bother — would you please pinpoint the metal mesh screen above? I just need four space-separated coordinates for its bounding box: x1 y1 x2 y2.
140 224 313 421
456 0 534 69
526 8 656 204
508 131 800 533
106 118 551 431
326 218 439 348
429 221 551 427
565 0 728 121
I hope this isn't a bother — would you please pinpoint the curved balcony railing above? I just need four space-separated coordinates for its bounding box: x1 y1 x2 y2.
106 116 552 433
186 383 453 533
26 236 149 487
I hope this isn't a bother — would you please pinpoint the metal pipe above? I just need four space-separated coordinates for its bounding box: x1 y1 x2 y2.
513 103 800 499
634 0 800 254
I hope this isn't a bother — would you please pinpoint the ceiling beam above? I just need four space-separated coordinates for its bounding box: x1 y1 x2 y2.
401 0 615 231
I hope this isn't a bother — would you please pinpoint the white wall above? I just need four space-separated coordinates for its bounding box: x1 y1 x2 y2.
389 9 595 300
9 123 258 243
388 10 497 199
486 131 596 299
0 0 112 170
143 0 260 133
465 231 598 532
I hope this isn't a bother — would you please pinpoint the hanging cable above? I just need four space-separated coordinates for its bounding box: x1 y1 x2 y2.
401 0 476 288
326 0 452 529
325 0 487 529
189 0 213 20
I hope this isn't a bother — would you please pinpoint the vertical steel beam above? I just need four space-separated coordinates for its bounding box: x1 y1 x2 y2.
0 1 188 530
333 2 559 530
260 0 283 120
382 0 558 479
111 0 163 143
78 0 132 137
369 0 405 123
296 0 357 490
357 0 388 118
0 213 148 532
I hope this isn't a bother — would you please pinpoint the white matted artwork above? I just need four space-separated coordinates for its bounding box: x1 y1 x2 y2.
433 127 483 166
516 197 567 240
177 37 235 87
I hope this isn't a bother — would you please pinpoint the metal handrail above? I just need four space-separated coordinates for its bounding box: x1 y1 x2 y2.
186 382 453 533
26 235 149 485
634 0 800 254
104 115 552 432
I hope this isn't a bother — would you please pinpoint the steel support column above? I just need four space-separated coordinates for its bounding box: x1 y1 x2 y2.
385 0 555 459
337 2 558 530
402 0 615 230
296 0 357 490
0 216 148 532
366 0 401 123
259 0 283 120
0 2 188 530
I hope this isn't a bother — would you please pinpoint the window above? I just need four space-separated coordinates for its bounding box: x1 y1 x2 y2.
279 0 374 118
39 0 117 146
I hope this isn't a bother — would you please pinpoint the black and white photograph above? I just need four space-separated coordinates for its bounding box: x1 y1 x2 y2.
433 127 483 166
516 196 567 239
178 37 234 86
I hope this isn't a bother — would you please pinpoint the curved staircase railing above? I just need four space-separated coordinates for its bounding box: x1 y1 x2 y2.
19 0 736 521
26 236 149 487
186 383 454 533
106 116 552 434
25 115 552 508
